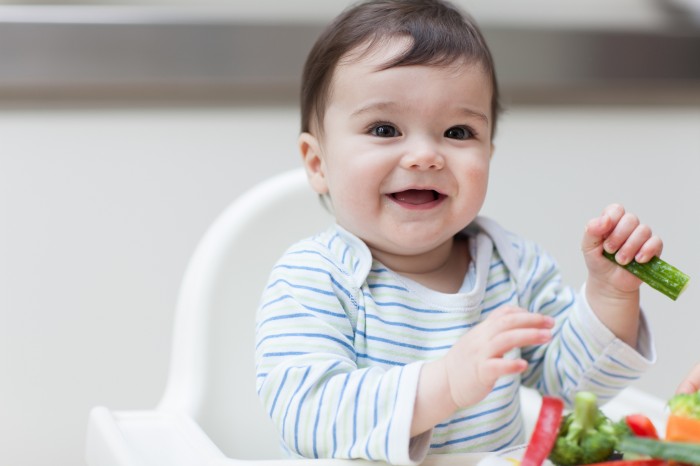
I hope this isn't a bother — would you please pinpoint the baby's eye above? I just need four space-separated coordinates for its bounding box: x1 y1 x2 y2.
444 126 473 140
370 124 400 138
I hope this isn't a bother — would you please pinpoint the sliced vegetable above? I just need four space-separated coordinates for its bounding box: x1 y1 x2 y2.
665 390 700 444
617 436 700 464
666 413 700 443
625 414 659 439
668 391 700 420
521 396 565 466
584 459 666 466
602 251 690 301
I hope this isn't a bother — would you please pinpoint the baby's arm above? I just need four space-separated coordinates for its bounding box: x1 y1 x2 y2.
256 244 421 464
411 306 554 436
677 364 700 394
581 204 663 347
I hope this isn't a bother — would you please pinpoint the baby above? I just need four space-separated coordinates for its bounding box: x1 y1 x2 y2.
255 1 661 463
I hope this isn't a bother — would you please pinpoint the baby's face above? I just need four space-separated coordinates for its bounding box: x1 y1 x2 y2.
303 38 494 263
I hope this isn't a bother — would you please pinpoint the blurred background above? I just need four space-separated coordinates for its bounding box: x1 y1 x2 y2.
1 0 699 464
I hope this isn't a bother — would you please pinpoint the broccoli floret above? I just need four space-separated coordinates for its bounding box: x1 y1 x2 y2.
580 430 617 464
549 434 582 466
548 391 619 466
668 392 700 420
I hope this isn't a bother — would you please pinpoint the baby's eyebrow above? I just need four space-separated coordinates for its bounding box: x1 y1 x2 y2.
457 107 490 126
350 101 401 118
350 101 490 126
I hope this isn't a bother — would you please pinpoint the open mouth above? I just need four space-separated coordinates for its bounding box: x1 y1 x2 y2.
390 189 445 206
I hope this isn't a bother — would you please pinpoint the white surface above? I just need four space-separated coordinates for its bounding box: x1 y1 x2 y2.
2 105 699 466
86 407 226 466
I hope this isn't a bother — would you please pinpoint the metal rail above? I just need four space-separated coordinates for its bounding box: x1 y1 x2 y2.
1 6 698 104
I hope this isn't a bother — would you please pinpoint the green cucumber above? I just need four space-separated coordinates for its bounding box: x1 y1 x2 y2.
603 251 689 301
617 436 700 464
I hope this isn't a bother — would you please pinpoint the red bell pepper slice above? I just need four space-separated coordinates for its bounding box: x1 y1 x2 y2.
626 413 660 439
584 459 666 466
520 396 564 466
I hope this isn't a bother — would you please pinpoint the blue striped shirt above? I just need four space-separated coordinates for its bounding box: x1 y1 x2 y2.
255 217 654 465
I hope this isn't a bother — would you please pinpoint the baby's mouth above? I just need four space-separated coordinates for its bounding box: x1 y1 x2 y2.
390 189 444 206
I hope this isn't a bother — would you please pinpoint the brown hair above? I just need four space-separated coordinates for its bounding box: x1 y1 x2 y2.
300 0 501 139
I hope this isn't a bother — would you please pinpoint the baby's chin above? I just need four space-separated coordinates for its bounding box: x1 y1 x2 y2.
366 233 458 260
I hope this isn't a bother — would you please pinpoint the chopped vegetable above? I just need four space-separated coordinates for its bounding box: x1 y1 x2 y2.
666 391 700 443
666 414 700 443
548 391 619 466
584 459 666 466
521 396 565 466
668 391 700 420
617 436 700 464
602 251 690 301
625 414 660 439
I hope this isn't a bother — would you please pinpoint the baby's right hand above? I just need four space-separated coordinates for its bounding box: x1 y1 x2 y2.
444 306 554 408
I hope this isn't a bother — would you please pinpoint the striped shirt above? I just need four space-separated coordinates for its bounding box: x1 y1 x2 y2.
255 217 654 465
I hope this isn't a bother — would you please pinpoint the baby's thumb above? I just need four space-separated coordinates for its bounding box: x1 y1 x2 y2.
581 215 610 257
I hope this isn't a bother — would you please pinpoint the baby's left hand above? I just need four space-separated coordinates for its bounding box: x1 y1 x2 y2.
677 363 700 394
582 203 663 295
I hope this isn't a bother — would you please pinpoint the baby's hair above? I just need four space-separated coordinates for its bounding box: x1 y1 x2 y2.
300 0 502 138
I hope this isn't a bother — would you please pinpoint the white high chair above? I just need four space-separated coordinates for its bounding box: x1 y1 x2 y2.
85 168 668 466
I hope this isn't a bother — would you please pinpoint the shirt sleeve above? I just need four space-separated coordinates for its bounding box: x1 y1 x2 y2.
514 239 655 406
255 240 426 465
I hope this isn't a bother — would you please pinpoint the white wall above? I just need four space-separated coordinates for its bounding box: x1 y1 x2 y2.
1 103 699 465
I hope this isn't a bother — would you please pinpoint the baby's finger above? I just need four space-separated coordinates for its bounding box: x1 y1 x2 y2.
602 203 626 220
479 358 528 382
676 364 700 394
602 212 639 254
634 235 663 263
483 309 555 335
612 223 651 265
581 213 615 254
487 327 552 357
581 205 623 254
676 380 700 395
586 204 625 237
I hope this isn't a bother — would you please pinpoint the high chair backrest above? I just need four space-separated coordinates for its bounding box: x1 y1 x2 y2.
158 168 332 459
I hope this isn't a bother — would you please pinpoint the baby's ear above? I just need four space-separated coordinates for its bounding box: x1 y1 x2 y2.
299 132 329 194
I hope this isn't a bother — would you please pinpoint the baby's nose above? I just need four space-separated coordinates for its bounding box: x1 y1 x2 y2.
401 143 445 170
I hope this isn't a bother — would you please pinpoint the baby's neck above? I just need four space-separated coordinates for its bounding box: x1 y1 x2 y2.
374 236 470 294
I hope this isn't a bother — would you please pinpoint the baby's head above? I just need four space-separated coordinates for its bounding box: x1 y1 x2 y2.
300 0 500 139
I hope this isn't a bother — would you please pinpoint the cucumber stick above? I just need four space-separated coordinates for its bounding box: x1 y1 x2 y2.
618 436 700 464
603 251 690 301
